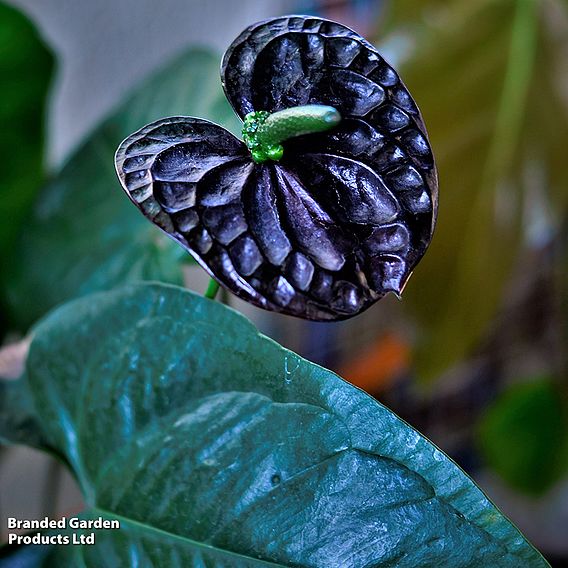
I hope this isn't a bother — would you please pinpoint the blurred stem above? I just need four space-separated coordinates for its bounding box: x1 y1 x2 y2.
204 279 220 300
220 287 230 306
42 457 61 518
439 0 539 343
484 0 538 183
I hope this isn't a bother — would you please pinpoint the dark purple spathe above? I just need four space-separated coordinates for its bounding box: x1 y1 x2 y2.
115 15 438 320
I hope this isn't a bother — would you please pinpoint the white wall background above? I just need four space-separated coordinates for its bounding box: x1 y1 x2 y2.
9 0 293 166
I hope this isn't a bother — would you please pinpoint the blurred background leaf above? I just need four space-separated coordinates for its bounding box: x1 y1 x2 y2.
2 48 240 330
0 1 53 333
476 377 568 496
379 0 568 379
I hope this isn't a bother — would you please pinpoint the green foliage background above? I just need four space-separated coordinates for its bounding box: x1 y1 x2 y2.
0 1 53 332
383 0 568 379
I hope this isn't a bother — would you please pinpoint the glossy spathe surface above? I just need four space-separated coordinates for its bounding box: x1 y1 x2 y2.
1 283 548 566
115 15 438 320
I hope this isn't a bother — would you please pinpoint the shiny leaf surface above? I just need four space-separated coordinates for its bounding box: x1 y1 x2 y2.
4 283 547 566
116 16 437 321
4 48 239 329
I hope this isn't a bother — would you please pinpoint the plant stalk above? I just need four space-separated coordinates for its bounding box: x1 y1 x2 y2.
204 279 220 300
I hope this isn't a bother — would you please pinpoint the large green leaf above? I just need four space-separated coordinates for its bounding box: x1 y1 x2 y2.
477 377 568 495
0 1 53 326
382 0 568 378
3 48 239 329
3 283 547 566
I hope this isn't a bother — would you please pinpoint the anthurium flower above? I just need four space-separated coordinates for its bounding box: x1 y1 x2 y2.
115 15 438 321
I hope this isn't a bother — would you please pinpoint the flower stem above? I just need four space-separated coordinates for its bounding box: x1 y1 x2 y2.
204 279 220 300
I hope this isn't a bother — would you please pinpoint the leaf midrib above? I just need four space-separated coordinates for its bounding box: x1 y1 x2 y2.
90 506 287 567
